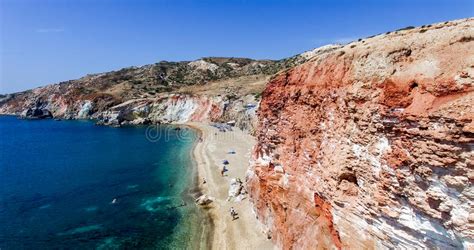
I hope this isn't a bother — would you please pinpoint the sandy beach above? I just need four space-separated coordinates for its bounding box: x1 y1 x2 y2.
189 123 274 250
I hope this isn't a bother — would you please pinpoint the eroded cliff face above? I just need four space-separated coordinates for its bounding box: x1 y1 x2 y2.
248 19 474 249
94 94 261 131
0 91 260 130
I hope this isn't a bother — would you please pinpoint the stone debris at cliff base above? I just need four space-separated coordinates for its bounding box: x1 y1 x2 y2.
228 178 247 202
195 194 214 206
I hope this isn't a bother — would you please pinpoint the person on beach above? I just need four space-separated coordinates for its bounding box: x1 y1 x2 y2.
230 207 237 220
203 178 206 184
221 166 226 176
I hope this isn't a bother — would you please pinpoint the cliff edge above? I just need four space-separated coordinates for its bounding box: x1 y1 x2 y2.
248 18 473 249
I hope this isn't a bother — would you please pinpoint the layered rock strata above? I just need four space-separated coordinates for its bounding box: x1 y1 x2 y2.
247 18 474 249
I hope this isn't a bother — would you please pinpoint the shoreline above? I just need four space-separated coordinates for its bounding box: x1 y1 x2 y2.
1 115 271 249
188 122 274 250
185 125 214 250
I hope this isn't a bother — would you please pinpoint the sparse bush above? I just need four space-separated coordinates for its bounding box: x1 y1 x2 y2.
457 36 474 43
397 26 415 31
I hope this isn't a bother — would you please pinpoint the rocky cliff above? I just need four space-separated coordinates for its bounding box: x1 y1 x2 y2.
247 18 474 249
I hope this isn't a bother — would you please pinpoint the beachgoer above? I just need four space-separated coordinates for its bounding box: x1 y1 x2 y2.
230 207 237 220
203 178 206 184
221 166 226 176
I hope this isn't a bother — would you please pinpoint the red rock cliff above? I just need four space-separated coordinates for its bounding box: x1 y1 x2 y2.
247 18 474 249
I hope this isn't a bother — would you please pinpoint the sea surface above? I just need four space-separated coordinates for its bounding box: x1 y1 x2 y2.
0 115 206 249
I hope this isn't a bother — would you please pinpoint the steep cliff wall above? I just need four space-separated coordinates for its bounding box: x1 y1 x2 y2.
248 18 474 249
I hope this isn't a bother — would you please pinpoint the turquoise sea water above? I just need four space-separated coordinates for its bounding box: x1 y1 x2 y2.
0 116 206 249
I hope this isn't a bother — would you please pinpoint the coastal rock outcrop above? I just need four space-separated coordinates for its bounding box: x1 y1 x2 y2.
247 18 474 249
21 107 53 119
0 54 322 131
92 94 260 130
19 100 54 119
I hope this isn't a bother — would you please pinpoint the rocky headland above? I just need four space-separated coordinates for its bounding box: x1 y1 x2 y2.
0 52 330 131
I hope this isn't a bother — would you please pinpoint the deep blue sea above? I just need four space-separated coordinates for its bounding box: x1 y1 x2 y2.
0 116 206 249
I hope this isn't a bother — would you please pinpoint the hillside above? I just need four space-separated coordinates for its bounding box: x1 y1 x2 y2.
0 48 339 130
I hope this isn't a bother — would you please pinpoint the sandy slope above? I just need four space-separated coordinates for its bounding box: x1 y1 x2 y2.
189 123 274 250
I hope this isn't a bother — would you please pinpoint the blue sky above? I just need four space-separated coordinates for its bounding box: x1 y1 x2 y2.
1 0 472 94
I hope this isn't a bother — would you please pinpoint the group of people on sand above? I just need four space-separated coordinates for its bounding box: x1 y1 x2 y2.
200 128 242 221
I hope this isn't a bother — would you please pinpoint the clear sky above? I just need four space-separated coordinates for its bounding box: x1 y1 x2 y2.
1 0 472 94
